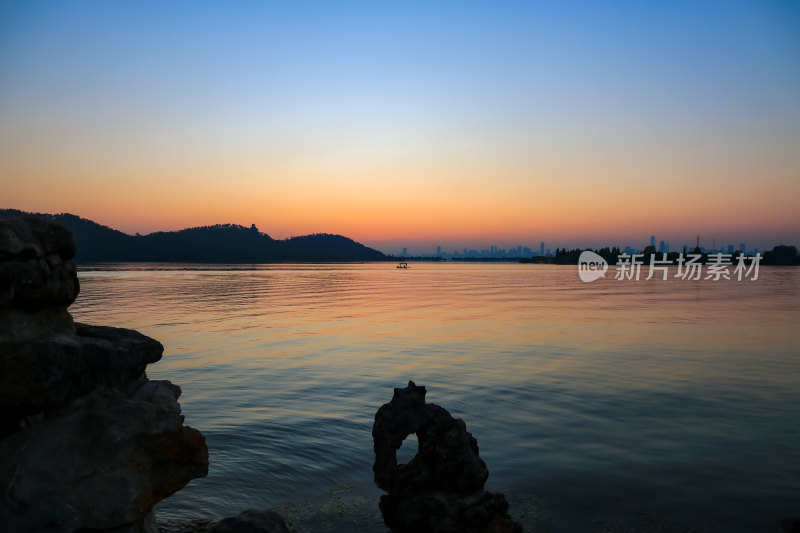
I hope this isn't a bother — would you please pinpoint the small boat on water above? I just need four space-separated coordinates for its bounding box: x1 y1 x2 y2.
397 262 409 269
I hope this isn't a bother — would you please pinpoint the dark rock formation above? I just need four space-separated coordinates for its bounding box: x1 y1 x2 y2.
0 216 80 342
0 217 209 532
0 216 78 309
0 324 164 437
784 517 800 533
158 510 290 533
373 380 522 532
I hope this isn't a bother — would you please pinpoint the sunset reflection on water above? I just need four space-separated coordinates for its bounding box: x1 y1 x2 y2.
71 263 800 531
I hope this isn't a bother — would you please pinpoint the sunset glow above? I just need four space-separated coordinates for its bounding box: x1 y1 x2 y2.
2 2 798 253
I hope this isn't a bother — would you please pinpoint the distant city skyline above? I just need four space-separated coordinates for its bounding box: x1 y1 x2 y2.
381 232 782 258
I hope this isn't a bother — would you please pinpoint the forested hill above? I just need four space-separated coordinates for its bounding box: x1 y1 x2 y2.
0 209 387 262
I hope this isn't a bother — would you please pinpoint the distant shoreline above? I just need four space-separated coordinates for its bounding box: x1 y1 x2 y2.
0 209 387 263
4 208 797 266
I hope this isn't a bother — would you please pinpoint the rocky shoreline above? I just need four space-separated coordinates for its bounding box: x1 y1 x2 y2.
0 216 523 533
0 217 290 532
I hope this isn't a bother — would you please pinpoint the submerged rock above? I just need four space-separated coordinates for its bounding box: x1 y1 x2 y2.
158 509 290 533
373 380 522 532
0 217 209 532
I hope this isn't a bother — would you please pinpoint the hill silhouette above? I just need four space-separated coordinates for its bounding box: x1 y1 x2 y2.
0 209 386 263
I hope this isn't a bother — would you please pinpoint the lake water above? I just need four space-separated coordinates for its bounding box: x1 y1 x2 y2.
69 263 800 532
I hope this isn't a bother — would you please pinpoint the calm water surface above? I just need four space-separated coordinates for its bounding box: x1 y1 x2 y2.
70 263 800 532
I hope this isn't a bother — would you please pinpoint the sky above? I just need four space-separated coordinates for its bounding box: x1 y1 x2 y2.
1 1 798 254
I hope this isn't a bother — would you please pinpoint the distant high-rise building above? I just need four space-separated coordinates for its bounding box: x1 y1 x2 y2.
540 242 545 256
650 235 656 247
659 240 666 253
727 245 734 253
436 245 442 257
402 247 408 256
740 243 746 253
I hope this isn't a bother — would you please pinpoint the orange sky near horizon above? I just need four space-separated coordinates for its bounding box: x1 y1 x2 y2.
5 139 797 252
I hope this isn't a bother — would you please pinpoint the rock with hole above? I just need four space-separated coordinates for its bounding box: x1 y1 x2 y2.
373 380 522 532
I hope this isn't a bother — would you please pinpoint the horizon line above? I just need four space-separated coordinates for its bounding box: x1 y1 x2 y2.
2 207 796 257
